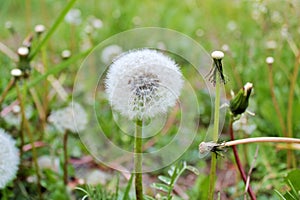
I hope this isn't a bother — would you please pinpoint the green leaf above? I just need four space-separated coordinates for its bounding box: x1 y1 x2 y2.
274 190 287 200
151 183 170 192
122 173 134 200
286 169 300 192
158 175 171 185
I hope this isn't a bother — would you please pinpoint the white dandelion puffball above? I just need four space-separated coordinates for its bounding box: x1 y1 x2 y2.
101 45 123 65
105 49 184 120
48 102 87 133
0 128 20 189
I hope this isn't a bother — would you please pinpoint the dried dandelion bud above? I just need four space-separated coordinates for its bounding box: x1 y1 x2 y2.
17 46 29 57
265 56 274 64
34 24 46 35
229 82 253 116
10 68 23 77
61 50 72 59
105 49 183 120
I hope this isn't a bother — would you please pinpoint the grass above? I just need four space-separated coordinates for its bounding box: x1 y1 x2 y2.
0 0 300 199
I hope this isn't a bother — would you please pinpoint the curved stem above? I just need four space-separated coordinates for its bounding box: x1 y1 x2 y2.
229 118 256 200
134 120 143 200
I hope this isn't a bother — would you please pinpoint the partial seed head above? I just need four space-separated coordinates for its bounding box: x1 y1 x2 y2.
11 68 23 77
34 24 46 34
265 56 274 64
17 47 29 57
211 50 224 60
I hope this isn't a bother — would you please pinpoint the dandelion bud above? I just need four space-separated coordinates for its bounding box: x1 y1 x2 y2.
17 46 29 57
34 24 46 35
211 51 224 60
229 82 253 116
105 49 183 120
265 56 274 65
0 129 20 189
10 68 23 77
61 50 72 59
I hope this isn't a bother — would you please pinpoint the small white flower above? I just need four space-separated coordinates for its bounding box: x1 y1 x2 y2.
101 45 123 65
48 102 87 133
105 49 184 120
65 9 82 25
0 128 20 189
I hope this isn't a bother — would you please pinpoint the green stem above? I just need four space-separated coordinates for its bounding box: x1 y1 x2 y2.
134 120 143 200
28 0 77 60
286 52 300 168
16 83 43 200
63 130 69 185
208 73 220 200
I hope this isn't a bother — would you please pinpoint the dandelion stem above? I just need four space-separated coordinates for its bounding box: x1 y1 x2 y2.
208 72 220 200
16 83 43 200
134 120 143 200
224 137 300 147
286 52 300 168
63 130 69 185
229 118 256 200
0 78 15 105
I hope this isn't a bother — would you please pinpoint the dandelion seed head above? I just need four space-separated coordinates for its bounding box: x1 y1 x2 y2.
65 9 82 25
48 102 87 133
3 105 33 127
0 128 20 189
101 45 123 65
105 49 183 120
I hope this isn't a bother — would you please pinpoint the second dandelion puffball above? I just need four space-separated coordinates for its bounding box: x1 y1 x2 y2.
105 49 184 120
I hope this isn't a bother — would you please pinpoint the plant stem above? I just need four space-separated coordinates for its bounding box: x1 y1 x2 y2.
286 52 300 168
16 83 43 200
63 130 69 185
224 137 300 147
29 0 78 60
229 118 256 200
267 63 286 136
134 120 143 200
208 73 220 200
0 78 15 105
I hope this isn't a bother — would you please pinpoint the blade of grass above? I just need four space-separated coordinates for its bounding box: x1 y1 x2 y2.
28 0 78 60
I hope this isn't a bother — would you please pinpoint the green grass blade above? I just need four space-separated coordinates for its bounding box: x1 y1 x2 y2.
28 0 78 60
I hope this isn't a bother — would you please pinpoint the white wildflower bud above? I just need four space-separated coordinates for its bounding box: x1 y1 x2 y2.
10 68 23 77
105 49 184 120
0 129 20 189
211 50 224 60
266 56 274 64
61 50 72 59
17 47 29 57
34 24 46 35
